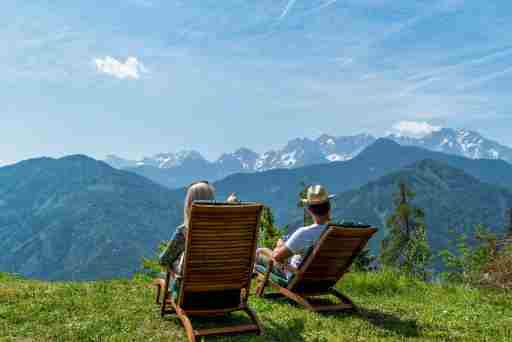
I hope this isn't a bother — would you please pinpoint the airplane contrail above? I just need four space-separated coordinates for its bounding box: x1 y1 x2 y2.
408 48 512 81
279 0 297 20
398 77 440 97
457 66 512 91
315 0 338 11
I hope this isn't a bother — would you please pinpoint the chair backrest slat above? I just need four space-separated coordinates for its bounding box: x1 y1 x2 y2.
288 225 377 293
178 202 263 310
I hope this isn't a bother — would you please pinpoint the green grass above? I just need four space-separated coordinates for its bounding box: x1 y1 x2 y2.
1 271 511 341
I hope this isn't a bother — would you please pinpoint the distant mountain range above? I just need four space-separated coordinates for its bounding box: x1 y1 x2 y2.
210 139 512 226
105 126 512 189
2 139 512 281
0 155 180 281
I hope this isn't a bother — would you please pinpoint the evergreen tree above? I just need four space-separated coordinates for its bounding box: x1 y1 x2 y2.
381 182 432 279
506 208 512 237
298 181 313 226
258 206 283 249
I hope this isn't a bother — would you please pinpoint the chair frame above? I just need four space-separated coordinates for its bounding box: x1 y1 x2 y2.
255 225 378 313
154 202 264 342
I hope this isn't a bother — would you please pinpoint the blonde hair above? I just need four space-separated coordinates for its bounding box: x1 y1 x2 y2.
183 181 215 226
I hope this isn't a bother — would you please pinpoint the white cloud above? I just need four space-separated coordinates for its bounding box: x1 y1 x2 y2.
94 56 147 80
391 121 442 138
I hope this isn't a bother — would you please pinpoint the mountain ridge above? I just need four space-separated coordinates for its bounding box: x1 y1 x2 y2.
105 126 512 189
0 155 180 281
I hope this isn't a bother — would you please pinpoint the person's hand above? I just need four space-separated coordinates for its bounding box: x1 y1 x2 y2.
226 192 239 203
275 239 285 248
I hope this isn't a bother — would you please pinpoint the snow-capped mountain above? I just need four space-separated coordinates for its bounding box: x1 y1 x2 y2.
388 128 512 162
255 138 326 171
217 148 259 173
105 151 208 170
104 155 139 169
137 151 206 169
104 125 512 189
317 133 377 162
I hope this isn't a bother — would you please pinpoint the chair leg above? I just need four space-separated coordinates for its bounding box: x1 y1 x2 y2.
329 288 355 308
154 279 164 305
176 307 197 342
244 306 263 336
279 288 315 311
160 288 169 317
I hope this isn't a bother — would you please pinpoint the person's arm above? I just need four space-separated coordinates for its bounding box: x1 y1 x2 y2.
272 244 293 263
159 225 186 267
273 228 307 264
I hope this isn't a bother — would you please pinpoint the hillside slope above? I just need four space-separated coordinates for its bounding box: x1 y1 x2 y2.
332 159 512 253
0 156 181 280
1 272 510 341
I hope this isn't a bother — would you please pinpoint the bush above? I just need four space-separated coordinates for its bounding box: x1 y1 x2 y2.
258 206 284 249
141 241 167 278
439 225 499 286
480 246 512 289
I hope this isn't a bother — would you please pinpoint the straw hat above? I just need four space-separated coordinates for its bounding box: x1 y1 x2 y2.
301 185 336 205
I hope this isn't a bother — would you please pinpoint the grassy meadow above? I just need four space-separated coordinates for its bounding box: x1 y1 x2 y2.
1 271 511 341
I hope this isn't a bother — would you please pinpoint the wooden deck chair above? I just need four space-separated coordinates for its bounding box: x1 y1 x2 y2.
154 201 264 342
255 224 378 313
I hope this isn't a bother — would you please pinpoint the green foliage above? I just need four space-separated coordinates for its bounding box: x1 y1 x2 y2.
351 247 377 272
258 206 284 249
141 241 168 278
381 182 432 280
298 181 313 226
439 225 498 284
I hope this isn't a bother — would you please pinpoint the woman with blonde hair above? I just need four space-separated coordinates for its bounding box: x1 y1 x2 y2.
159 181 216 273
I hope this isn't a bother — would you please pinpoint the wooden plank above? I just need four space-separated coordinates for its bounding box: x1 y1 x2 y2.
188 231 256 237
313 303 353 312
184 283 243 292
195 324 259 337
189 236 255 243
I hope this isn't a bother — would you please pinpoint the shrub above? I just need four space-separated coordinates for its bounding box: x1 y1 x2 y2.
480 246 512 289
439 225 498 285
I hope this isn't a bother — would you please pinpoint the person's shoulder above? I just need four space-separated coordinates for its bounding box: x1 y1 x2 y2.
302 223 322 231
292 224 315 236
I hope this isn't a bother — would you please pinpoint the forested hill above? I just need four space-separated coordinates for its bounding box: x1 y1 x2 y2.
332 159 512 254
0 155 181 280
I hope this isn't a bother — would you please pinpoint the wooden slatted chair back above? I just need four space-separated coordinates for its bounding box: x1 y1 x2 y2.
178 202 263 311
288 225 378 293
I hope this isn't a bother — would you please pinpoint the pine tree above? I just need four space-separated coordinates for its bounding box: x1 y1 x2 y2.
258 206 282 249
506 208 512 237
381 182 432 279
298 182 313 226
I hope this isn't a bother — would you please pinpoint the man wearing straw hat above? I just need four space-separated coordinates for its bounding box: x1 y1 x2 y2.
256 184 335 280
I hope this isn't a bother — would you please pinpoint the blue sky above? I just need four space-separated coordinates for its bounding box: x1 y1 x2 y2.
1 0 512 164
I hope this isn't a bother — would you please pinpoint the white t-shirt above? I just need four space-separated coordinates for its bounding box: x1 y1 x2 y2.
284 223 328 278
